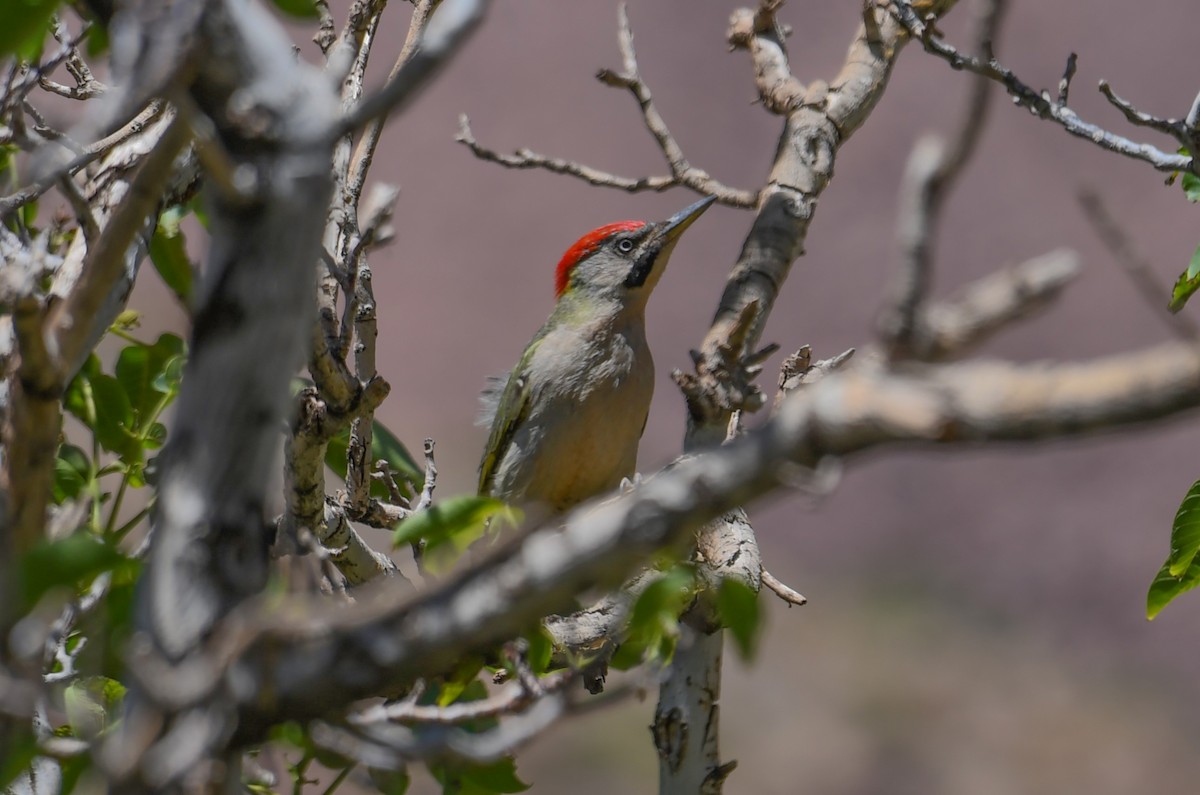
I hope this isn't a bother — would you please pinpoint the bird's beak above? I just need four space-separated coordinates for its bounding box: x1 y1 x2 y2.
623 195 716 290
660 195 717 243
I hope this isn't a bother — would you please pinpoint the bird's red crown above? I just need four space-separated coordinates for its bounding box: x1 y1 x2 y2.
555 220 646 297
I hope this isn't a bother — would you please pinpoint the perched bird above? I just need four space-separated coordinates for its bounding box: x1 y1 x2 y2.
478 195 715 513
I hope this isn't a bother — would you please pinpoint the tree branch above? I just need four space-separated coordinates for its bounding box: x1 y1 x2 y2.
102 336 1200 770
683 0 961 439
879 0 1003 358
457 5 757 209
891 0 1195 174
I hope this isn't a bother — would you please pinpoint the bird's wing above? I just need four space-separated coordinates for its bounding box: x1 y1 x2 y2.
477 337 541 496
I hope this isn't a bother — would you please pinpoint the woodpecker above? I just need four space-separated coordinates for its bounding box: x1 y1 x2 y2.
478 195 715 513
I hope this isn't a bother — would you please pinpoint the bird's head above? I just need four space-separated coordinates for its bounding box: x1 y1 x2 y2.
553 195 715 304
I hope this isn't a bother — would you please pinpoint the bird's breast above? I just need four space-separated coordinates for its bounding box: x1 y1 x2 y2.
502 321 654 510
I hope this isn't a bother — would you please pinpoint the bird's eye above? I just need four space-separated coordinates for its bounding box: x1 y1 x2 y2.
616 238 635 253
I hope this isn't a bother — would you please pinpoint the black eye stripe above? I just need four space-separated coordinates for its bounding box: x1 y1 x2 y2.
623 249 659 289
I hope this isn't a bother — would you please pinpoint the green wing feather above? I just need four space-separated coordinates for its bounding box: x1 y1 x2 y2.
477 337 542 496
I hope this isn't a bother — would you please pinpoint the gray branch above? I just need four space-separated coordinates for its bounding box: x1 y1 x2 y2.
892 0 1195 174
100 336 1200 768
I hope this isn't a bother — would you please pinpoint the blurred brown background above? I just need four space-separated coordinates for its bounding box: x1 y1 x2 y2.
126 0 1200 791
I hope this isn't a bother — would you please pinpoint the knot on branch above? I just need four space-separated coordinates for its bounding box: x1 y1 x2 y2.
727 1 805 115
773 345 855 409
727 1 789 50
673 301 778 429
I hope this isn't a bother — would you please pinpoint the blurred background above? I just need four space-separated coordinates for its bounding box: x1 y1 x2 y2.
126 0 1200 791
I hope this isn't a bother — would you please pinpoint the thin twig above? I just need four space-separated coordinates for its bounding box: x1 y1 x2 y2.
761 569 806 606
458 6 757 209
1077 189 1199 341
457 115 679 195
351 671 572 725
347 0 440 200
881 0 1004 358
1057 52 1077 105
914 249 1080 360
415 438 437 513
0 101 166 218
891 0 1193 174
1098 81 1189 139
338 0 490 135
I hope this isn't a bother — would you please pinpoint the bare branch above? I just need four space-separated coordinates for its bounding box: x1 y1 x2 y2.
0 100 166 219
891 1 1194 174
773 344 856 410
591 5 758 207
1098 80 1191 139
1077 189 1199 341
414 438 438 513
761 569 806 606
4 291 63 552
351 671 573 726
684 0 961 439
347 0 442 200
880 0 1004 359
93 335 1200 772
457 115 679 196
320 501 403 586
314 692 571 766
457 5 758 209
338 0 490 135
913 249 1081 360
653 630 726 794
726 0 806 114
48 116 190 374
1057 52 1077 105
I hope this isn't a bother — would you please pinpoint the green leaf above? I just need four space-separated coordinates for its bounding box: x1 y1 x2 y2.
149 219 194 308
524 625 554 675
611 565 695 670
312 747 353 772
0 0 57 59
0 730 38 790
53 443 91 504
152 353 186 395
21 197 37 228
430 758 530 795
716 579 763 660
64 357 142 465
269 0 318 18
269 722 310 752
143 422 168 450
19 534 130 608
58 754 92 795
1147 557 1200 619
392 496 518 574
115 333 186 429
1168 243 1200 313
87 575 139 679
64 355 100 422
0 144 16 182
84 22 108 57
434 659 486 707
64 676 126 737
1167 479 1200 576
459 759 530 794
373 421 423 490
368 767 410 795
1182 171 1200 202
91 373 141 464
1146 479 1200 619
184 195 209 230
